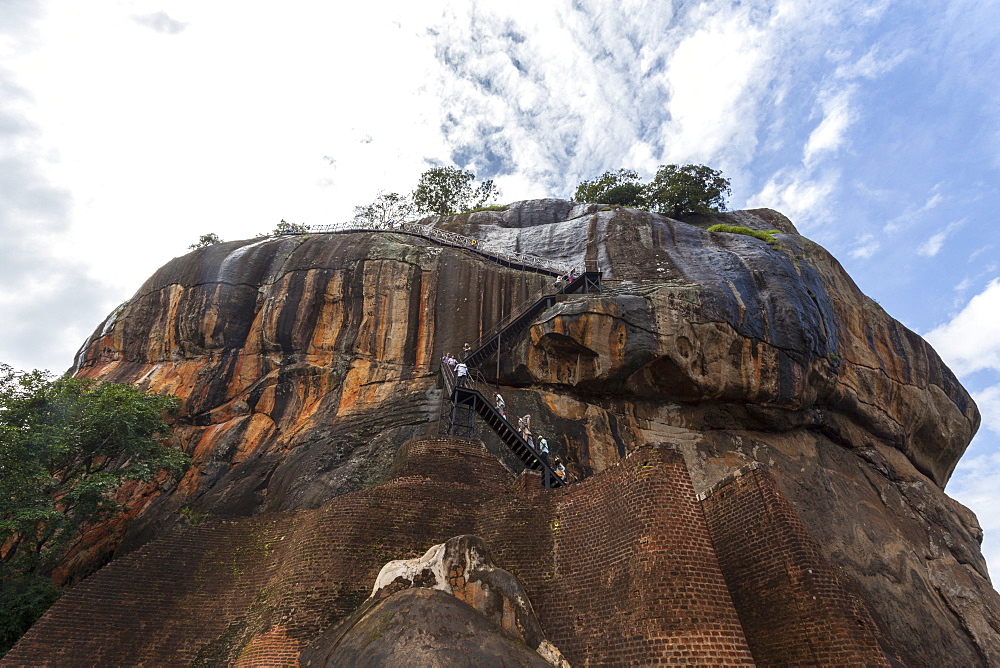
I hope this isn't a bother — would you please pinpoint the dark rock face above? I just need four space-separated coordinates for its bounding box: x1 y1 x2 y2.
66 199 997 665
302 588 550 667
307 534 566 666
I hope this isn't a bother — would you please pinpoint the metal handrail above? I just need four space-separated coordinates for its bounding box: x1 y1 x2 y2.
299 219 579 277
467 271 585 358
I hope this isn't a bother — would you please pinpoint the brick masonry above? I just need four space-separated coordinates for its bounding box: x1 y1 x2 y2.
700 462 891 667
4 438 886 666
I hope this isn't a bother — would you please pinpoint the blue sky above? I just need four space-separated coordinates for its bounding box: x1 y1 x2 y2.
2 0 998 571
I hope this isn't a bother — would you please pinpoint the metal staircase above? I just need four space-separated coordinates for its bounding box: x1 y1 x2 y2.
299 217 602 489
439 267 602 489
440 364 565 489
463 270 602 368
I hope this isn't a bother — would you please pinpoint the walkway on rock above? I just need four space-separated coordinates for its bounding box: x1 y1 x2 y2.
303 219 579 278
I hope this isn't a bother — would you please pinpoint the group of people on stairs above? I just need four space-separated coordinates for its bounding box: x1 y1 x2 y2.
502 396 566 482
443 330 570 483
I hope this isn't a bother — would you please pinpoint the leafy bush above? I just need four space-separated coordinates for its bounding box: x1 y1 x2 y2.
574 169 645 208
573 164 731 218
0 365 188 656
645 164 730 218
188 233 223 250
706 224 783 247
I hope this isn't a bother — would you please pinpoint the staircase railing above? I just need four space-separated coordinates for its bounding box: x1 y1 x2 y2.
464 271 598 369
440 363 565 488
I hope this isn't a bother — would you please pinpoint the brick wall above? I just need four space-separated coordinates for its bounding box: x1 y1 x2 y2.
3 438 503 667
5 439 887 667
700 462 890 667
543 447 754 666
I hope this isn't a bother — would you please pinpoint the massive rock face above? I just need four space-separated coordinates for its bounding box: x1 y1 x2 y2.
65 200 997 665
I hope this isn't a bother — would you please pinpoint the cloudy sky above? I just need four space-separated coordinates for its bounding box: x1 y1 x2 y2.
3 0 999 570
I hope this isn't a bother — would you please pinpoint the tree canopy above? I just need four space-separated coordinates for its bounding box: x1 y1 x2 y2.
188 233 223 250
572 164 731 217
0 366 187 655
353 191 416 226
412 166 500 216
644 164 731 218
573 169 646 208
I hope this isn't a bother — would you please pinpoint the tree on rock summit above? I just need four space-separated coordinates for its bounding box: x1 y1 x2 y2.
573 164 731 218
412 166 500 216
644 164 731 218
573 168 646 208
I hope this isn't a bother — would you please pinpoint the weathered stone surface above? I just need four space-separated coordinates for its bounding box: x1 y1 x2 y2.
63 199 996 665
301 588 551 667
367 535 567 666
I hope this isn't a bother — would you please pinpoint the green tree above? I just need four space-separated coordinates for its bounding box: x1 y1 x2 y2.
0 365 187 655
412 166 500 216
271 219 309 235
188 233 223 250
353 191 415 226
643 164 730 218
572 168 646 207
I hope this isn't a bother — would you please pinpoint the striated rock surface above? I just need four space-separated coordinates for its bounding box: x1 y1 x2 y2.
63 199 997 666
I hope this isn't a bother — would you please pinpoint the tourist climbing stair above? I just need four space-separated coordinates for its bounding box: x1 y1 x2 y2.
304 217 600 488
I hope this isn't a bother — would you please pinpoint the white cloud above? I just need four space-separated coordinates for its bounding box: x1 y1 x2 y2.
948 445 1000 576
746 168 839 232
974 385 1000 437
804 87 856 166
917 219 965 257
659 9 769 167
131 12 187 35
884 191 945 233
925 278 1000 376
849 233 880 259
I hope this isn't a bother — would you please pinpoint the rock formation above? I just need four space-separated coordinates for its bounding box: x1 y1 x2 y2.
6 200 998 665
313 534 568 666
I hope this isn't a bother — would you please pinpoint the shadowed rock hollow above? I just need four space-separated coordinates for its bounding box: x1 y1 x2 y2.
59 199 997 665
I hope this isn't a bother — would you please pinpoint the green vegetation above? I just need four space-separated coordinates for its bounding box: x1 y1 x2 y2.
573 169 646 208
270 219 309 235
706 224 783 247
352 165 504 224
574 164 731 218
0 365 188 656
411 166 500 216
189 233 223 250
353 191 416 226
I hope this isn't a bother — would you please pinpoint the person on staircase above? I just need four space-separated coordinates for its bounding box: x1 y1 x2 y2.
553 457 566 481
537 436 549 466
495 392 506 419
455 361 469 387
462 342 472 360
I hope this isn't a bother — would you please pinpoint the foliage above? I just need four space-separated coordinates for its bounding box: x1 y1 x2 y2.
412 167 500 216
188 233 223 250
0 365 187 655
270 219 309 236
573 164 731 218
645 164 731 218
706 224 782 247
353 191 415 226
0 573 61 655
573 169 646 208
